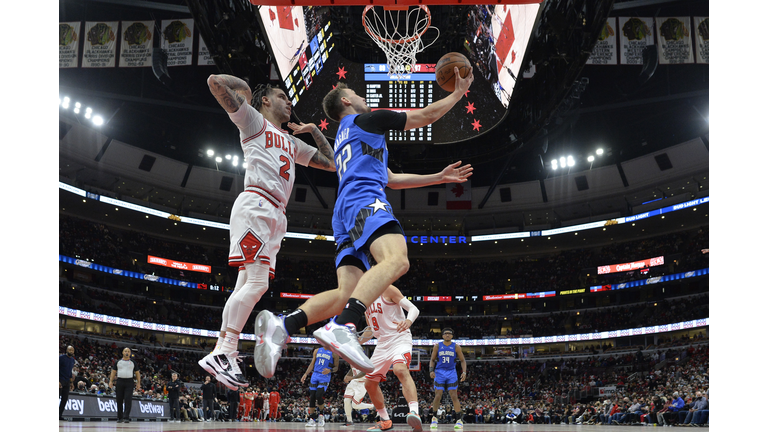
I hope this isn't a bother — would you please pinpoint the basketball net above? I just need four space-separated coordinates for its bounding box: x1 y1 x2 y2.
362 5 439 79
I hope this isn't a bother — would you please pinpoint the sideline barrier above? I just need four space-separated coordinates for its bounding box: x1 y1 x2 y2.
60 392 169 421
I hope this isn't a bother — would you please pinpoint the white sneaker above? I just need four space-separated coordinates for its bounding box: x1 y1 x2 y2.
454 419 463 430
306 419 317 427
407 411 422 432
431 417 439 429
313 319 373 373
254 310 289 378
318 414 325 427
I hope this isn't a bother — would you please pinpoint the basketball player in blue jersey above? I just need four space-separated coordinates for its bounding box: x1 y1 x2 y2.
301 346 339 427
253 66 474 377
429 328 467 429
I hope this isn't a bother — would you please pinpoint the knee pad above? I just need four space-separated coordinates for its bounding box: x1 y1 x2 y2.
308 389 317 408
315 387 326 404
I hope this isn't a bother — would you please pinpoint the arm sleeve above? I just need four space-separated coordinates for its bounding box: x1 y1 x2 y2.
354 110 407 134
399 297 419 323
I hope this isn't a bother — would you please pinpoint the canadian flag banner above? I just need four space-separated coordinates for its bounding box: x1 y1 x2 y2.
446 181 471 210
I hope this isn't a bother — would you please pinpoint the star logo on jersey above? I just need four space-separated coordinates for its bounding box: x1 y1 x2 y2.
471 119 482 131
465 102 476 114
367 198 389 214
336 66 347 80
319 118 329 131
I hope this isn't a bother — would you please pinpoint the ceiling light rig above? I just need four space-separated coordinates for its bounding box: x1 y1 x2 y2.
205 148 247 172
59 95 104 127
550 147 606 172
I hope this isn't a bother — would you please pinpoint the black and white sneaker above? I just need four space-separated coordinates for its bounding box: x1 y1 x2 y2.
199 350 248 390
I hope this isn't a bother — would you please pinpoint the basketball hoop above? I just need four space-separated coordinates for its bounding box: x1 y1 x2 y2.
362 5 439 79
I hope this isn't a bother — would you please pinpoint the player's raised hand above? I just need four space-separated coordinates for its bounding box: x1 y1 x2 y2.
439 161 473 184
287 121 316 135
454 66 474 96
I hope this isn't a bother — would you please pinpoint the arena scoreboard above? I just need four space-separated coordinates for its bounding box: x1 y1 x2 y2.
364 63 436 142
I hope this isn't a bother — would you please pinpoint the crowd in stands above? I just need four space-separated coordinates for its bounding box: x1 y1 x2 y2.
60 214 708 298
60 330 708 426
59 277 708 339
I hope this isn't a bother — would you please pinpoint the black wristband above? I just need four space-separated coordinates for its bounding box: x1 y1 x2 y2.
429 366 435 372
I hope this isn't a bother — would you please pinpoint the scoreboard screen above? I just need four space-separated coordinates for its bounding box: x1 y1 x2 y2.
364 63 436 142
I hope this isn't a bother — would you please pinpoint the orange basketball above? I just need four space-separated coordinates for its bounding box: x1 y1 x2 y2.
435 52 471 92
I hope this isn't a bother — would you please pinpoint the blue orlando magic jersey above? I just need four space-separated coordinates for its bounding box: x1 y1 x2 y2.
313 348 334 374
333 114 390 215
436 341 457 370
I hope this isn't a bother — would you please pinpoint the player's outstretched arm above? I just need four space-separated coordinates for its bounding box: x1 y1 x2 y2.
287 122 336 172
403 66 474 131
429 344 439 379
301 348 318 383
207 74 251 113
387 161 473 190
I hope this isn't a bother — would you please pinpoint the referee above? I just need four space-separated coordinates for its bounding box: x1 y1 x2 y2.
109 347 141 423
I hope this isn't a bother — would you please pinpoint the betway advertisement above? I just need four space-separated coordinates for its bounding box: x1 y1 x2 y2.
60 394 169 419
597 256 664 275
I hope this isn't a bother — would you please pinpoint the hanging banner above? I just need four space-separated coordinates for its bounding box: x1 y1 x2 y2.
693 17 709 64
160 19 194 66
197 34 216 66
59 22 81 68
586 18 618 65
82 21 118 68
619 17 655 65
119 21 153 67
656 17 694 64
446 180 471 210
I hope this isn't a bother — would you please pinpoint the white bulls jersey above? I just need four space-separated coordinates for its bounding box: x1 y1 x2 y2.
365 296 410 343
350 367 366 383
229 102 316 206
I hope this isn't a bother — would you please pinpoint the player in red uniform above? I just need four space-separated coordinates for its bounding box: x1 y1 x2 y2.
269 387 281 422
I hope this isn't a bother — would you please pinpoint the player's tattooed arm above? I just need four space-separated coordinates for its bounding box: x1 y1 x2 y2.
287 122 336 172
207 74 251 113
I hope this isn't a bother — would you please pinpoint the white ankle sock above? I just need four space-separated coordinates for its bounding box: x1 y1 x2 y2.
377 408 390 421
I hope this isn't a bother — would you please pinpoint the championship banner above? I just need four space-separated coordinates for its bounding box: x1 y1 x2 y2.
59 22 81 68
619 17 655 65
693 17 709 64
197 34 216 66
82 21 118 68
586 18 617 65
147 255 211 273
160 19 194 66
119 21 153 67
656 17 694 64
597 256 665 275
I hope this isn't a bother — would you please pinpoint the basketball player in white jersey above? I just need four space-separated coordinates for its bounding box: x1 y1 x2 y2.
198 74 336 390
363 285 422 432
341 327 376 427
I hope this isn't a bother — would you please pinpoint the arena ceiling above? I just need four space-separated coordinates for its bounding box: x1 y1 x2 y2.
58 0 709 191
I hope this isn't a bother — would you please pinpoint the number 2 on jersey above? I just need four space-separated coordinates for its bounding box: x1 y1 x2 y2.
279 155 291 181
335 143 352 180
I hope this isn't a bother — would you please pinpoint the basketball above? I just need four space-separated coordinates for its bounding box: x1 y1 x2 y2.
435 52 471 92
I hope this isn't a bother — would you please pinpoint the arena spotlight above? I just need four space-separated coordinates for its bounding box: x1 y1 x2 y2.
587 155 595 162
242 162 248 169
215 156 222 163
596 148 604 155
567 156 575 167
92 115 104 126
206 149 214 157
551 159 558 170
225 154 232 160
559 157 566 168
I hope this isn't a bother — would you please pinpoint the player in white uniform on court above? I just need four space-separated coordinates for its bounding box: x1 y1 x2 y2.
363 285 422 432
198 74 336 390
341 327 376 427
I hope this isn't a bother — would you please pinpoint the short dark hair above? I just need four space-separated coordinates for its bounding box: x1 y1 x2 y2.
322 82 349 122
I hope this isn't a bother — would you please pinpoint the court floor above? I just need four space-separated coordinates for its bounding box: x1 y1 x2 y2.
55 420 711 431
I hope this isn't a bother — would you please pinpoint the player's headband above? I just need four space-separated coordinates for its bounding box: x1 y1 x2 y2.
442 328 453 335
